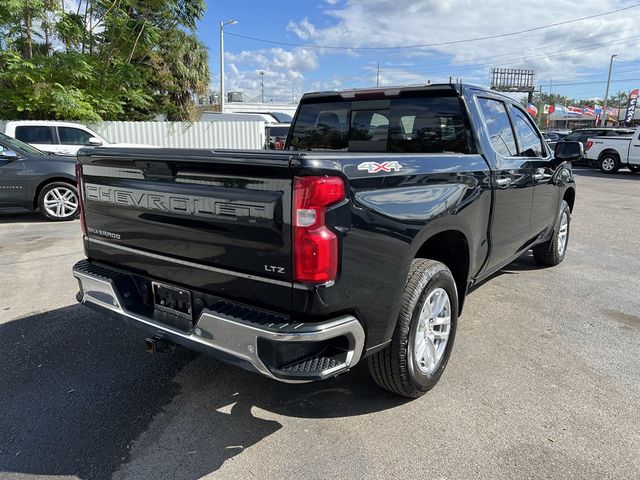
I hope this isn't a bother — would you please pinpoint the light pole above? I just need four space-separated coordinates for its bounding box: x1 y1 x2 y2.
219 19 238 113
601 54 617 127
259 71 265 103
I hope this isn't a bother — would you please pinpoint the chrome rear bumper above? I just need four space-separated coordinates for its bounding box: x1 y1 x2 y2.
73 260 365 383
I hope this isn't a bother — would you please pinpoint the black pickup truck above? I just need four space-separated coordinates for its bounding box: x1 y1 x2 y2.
73 84 580 398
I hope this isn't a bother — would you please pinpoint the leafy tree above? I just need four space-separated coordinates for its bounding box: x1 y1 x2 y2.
0 0 210 121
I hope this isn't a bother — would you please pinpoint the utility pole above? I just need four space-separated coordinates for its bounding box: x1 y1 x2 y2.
376 61 380 87
219 19 238 113
259 71 265 103
601 54 617 127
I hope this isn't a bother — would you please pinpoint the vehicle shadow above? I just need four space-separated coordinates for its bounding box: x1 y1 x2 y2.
0 304 407 480
0 210 52 224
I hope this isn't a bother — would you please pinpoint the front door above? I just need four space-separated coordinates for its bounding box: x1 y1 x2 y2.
509 105 560 238
627 130 640 166
476 97 535 272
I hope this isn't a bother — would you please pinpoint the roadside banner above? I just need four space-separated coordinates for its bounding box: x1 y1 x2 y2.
624 89 639 123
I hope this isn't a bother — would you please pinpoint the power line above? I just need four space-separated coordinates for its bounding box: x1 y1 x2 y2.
226 4 640 51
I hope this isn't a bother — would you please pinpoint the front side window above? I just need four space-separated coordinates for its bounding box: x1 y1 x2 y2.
15 126 53 144
58 127 93 145
513 109 544 157
477 98 517 157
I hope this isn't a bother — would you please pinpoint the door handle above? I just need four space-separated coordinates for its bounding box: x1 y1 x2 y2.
532 172 545 182
495 177 511 187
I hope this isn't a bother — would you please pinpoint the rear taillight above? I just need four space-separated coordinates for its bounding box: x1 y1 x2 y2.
293 176 345 284
585 140 593 151
75 162 87 236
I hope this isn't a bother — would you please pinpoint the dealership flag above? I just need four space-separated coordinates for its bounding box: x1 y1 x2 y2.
543 104 550 114
625 89 639 123
527 104 538 116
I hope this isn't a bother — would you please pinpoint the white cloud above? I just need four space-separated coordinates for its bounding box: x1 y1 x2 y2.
288 0 640 84
224 47 318 101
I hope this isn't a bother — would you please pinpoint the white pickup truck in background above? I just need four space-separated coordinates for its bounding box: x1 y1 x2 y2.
585 126 640 174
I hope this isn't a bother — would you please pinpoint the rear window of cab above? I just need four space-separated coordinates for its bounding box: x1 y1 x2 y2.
289 95 472 154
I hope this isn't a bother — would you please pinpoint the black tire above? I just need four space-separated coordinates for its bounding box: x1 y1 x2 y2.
599 154 620 174
532 200 570 267
38 182 79 221
628 165 640 173
368 259 458 398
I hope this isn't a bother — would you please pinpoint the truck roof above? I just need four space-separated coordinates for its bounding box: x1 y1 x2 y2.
299 83 500 102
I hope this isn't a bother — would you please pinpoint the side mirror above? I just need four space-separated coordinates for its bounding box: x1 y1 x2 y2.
554 141 584 162
88 137 103 146
0 149 19 160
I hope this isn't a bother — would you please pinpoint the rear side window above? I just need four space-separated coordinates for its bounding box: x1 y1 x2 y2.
58 127 92 145
477 98 517 157
15 126 53 144
289 96 471 153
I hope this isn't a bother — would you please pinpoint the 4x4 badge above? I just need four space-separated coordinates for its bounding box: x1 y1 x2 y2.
358 161 402 173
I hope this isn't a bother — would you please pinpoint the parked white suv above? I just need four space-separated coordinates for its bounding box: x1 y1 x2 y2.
1 121 153 156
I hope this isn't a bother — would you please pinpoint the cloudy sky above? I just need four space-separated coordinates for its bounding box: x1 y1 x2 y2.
197 0 640 103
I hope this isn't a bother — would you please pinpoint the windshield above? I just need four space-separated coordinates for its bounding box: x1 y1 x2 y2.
0 132 46 155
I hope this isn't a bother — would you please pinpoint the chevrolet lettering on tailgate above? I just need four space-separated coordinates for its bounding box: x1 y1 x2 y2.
84 183 269 223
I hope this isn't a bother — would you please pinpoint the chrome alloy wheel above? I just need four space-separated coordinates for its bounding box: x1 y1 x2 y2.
557 210 569 256
43 186 78 219
601 157 616 172
414 288 451 375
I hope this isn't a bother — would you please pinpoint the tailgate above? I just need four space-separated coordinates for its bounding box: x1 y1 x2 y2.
78 148 293 311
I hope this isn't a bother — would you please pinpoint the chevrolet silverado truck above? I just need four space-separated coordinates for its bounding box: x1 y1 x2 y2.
584 126 640 173
72 84 579 398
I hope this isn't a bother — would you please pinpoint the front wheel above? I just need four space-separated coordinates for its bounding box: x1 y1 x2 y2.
368 259 458 398
533 200 570 267
38 182 79 221
599 155 620 174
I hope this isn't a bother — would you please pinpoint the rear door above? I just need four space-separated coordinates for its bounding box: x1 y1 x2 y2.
509 105 559 239
476 96 535 271
14 125 58 155
79 148 293 311
0 143 25 207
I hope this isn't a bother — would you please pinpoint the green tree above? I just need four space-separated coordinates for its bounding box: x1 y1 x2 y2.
0 0 209 121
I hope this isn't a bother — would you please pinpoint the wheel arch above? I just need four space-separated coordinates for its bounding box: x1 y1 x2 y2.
563 187 575 212
598 148 621 161
32 176 77 209
414 229 471 314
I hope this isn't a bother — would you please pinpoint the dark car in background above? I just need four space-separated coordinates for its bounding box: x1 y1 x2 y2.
0 133 79 221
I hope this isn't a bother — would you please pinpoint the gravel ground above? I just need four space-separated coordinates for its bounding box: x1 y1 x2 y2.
0 167 638 480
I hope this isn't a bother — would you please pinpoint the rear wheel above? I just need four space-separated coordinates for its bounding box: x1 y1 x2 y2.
368 259 458 398
599 154 620 174
533 200 570 267
38 182 79 221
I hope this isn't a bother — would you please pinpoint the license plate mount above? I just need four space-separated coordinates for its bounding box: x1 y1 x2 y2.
152 282 193 331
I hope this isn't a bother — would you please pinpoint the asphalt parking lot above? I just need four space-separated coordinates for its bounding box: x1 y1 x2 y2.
1 167 639 480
